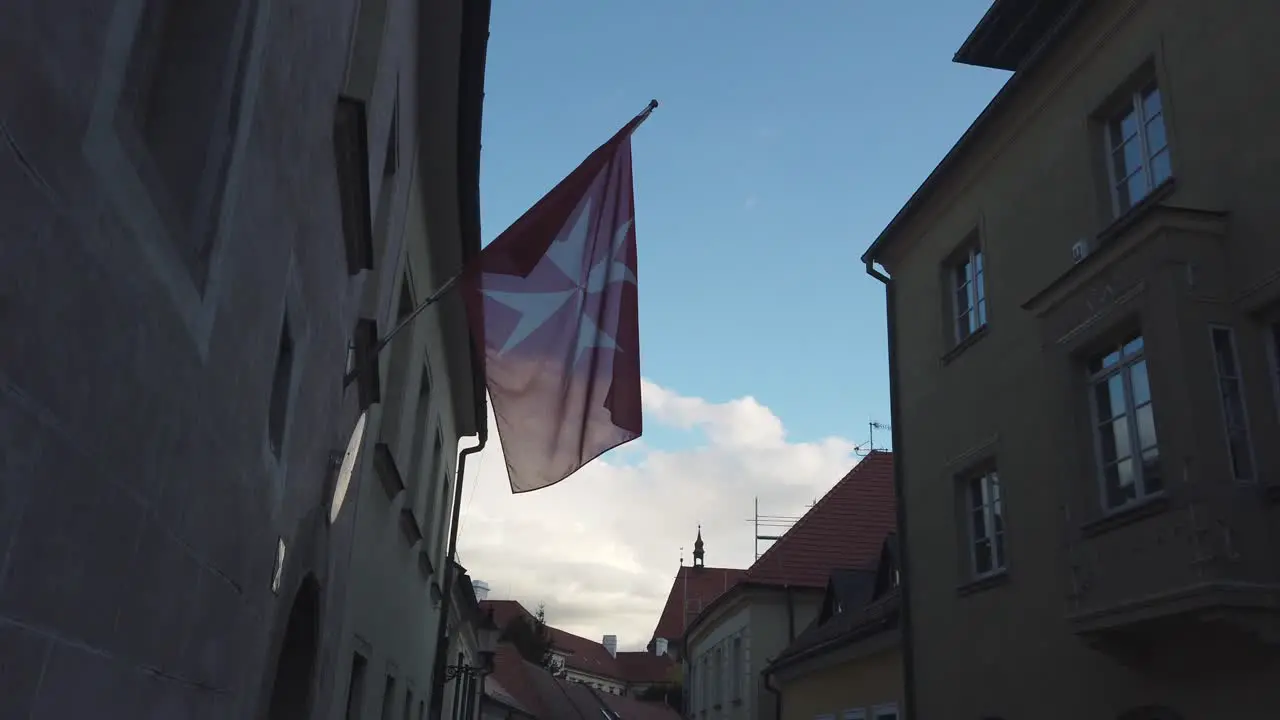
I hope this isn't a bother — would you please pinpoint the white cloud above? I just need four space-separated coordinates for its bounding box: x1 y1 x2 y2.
455 379 860 651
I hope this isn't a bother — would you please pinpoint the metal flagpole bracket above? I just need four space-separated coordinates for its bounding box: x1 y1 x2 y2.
342 270 464 388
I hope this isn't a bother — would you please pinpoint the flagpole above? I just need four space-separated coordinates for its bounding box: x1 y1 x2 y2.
343 99 659 389
342 270 463 388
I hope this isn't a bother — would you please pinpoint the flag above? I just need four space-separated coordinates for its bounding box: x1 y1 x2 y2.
463 105 653 493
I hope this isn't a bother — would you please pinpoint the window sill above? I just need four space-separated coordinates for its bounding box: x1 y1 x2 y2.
1097 177 1177 246
373 442 405 500
957 568 1008 597
941 324 990 366
1080 493 1169 538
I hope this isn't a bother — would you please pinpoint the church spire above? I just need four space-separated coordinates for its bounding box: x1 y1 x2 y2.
693 525 705 568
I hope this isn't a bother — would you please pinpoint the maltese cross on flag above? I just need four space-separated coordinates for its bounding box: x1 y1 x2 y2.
463 104 655 493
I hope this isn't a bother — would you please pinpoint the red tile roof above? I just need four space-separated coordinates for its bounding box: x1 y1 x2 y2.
615 651 676 684
745 451 896 588
650 566 746 641
489 641 548 718
546 624 620 679
481 599 672 685
598 692 682 720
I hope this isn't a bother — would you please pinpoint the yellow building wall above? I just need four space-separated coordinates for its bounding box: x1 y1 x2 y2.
779 647 902 720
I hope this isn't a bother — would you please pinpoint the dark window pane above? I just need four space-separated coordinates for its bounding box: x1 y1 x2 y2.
1105 460 1137 507
971 508 989 540
1130 360 1151 405
1135 404 1157 451
1142 447 1162 493
974 538 993 575
1145 113 1167 153
1150 149 1172 185
1099 419 1121 462
1230 434 1254 479
1096 374 1127 420
1142 86 1162 120
1212 328 1236 371
1125 171 1148 208
1111 108 1139 144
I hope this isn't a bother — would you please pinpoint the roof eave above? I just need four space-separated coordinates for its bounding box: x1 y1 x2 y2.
450 0 490 438
953 0 1082 71
861 1 1089 269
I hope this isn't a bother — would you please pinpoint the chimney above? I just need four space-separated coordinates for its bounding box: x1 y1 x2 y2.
602 635 617 658
472 580 490 602
655 637 668 656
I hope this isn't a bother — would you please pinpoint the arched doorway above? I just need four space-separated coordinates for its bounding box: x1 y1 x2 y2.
267 575 321 720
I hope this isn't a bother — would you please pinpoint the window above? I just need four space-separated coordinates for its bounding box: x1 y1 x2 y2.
1268 321 1280 418
431 432 449 555
949 243 987 344
872 704 899 720
408 364 434 493
713 647 722 706
381 674 397 720
842 711 868 720
1210 327 1255 481
731 636 743 700
1105 80 1171 215
966 470 1005 577
121 0 258 289
268 316 295 456
1089 333 1161 509
345 652 368 720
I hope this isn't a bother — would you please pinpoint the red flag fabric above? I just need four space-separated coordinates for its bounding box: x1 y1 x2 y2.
463 107 651 493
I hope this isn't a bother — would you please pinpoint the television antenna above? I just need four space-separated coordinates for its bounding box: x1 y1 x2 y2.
747 497 803 561
854 421 892 457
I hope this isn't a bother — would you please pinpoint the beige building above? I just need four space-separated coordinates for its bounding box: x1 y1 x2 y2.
862 0 1280 717
764 536 902 720
684 452 895 720
321 0 489 718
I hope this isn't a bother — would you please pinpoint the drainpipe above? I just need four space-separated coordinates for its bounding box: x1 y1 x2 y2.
865 259 918 720
430 409 487 719
763 671 782 720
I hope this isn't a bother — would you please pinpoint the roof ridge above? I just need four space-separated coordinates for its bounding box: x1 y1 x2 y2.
746 451 892 579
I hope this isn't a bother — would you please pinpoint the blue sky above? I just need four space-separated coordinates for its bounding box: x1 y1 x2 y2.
477 1 1012 447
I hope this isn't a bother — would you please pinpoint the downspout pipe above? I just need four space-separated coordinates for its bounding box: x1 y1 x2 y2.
865 258 918 720
763 671 782 720
430 409 487 718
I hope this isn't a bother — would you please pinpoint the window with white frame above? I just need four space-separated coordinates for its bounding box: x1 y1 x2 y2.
1089 333 1161 509
966 469 1005 577
731 636 743 700
872 704 899 720
1267 320 1280 421
949 243 987 344
1210 326 1255 481
842 710 867 720
713 646 722 706
1105 80 1171 215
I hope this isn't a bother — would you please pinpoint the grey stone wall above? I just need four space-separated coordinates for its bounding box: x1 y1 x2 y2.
0 0 376 716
